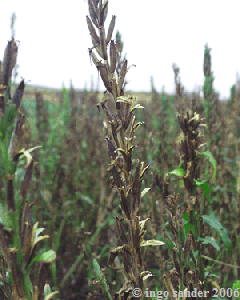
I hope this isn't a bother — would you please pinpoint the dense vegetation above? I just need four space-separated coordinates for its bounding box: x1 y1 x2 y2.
0 2 240 300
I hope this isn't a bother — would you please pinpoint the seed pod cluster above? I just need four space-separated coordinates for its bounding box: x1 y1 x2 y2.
86 0 129 106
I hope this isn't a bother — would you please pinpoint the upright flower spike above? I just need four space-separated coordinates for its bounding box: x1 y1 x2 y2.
86 1 164 297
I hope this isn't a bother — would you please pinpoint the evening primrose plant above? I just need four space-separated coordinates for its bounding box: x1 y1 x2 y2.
0 37 58 300
86 0 164 297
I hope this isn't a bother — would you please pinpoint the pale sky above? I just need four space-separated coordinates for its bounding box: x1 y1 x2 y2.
1 0 239 100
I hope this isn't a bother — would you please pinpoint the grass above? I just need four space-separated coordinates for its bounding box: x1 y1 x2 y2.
0 2 240 300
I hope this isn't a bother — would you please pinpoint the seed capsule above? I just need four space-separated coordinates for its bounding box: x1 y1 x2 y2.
100 1 108 26
88 0 99 27
106 15 116 45
86 16 100 44
12 79 25 109
90 50 100 66
96 44 104 59
111 76 117 101
118 59 127 90
99 26 108 60
2 39 19 86
110 40 116 73
97 65 112 93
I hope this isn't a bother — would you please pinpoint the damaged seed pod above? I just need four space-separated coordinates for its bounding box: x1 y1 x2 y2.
112 76 117 101
106 15 116 45
88 0 99 28
3 39 19 86
90 50 100 66
100 0 108 26
97 65 112 93
86 16 100 44
96 44 103 59
118 59 128 90
12 79 25 110
96 44 104 59
99 26 108 60
110 40 117 73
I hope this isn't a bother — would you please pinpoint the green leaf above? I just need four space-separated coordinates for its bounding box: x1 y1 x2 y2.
43 283 59 299
92 259 112 300
31 250 56 264
201 213 223 232
199 150 216 180
221 228 232 255
201 213 232 255
198 236 220 251
165 163 184 178
92 259 101 279
195 179 211 202
182 211 194 234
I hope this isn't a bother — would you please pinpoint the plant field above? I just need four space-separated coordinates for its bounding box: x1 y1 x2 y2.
0 2 240 300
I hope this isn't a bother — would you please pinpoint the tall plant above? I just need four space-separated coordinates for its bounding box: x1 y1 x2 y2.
0 34 57 300
86 0 164 298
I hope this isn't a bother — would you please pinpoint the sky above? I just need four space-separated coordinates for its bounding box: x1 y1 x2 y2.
0 0 239 100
